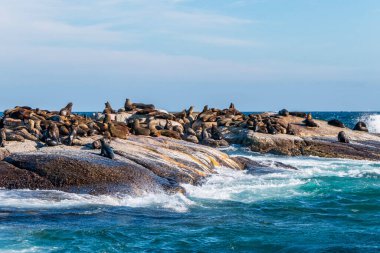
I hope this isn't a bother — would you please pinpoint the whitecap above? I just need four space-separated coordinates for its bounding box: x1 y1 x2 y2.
0 190 194 213
360 113 380 133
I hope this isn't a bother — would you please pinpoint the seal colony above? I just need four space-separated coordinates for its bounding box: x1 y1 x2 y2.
0 99 380 194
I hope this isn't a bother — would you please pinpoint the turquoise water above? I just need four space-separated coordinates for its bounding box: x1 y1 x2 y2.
0 153 379 252
0 112 379 252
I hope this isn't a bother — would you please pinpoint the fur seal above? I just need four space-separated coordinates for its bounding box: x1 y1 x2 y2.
338 131 350 143
267 123 277 135
328 119 345 128
124 98 135 111
100 138 115 159
148 120 160 137
255 122 268 134
92 139 101 149
59 103 73 116
164 120 173 131
103 114 112 124
211 125 223 140
0 128 6 147
133 120 150 136
103 102 116 114
289 112 307 118
186 106 194 117
278 109 289 117
68 125 78 146
159 130 181 139
133 102 155 110
304 113 319 128
185 125 196 136
353 122 368 132
229 103 235 110
45 123 60 146
103 131 112 143
175 110 187 120
201 126 210 140
201 105 208 114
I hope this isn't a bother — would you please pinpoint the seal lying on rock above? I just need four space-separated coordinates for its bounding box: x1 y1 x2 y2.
328 119 345 128
100 138 115 159
278 109 289 117
304 113 319 128
338 131 350 143
290 112 307 118
133 120 150 136
353 122 368 132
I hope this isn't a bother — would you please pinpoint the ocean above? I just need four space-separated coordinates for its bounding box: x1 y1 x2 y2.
0 112 380 252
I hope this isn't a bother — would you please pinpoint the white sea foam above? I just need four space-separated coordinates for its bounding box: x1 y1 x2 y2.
360 114 380 133
1 153 379 212
0 190 194 213
183 167 308 203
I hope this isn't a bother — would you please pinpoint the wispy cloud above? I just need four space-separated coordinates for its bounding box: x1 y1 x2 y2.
0 0 256 50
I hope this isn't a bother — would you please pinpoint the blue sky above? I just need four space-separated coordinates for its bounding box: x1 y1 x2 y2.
0 0 379 111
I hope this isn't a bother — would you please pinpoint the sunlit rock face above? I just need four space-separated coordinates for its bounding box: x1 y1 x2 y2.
0 136 243 195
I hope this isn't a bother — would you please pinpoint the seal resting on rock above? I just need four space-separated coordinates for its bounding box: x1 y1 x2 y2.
100 138 115 159
124 98 135 111
290 112 307 118
103 102 116 114
338 131 350 143
132 120 150 136
278 109 289 117
211 125 223 140
92 139 101 149
59 102 73 116
45 123 60 146
328 119 345 128
67 125 78 146
353 122 368 132
304 113 319 128
103 113 112 124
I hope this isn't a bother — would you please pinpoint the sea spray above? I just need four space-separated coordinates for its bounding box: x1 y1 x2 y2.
1 147 380 252
361 114 380 133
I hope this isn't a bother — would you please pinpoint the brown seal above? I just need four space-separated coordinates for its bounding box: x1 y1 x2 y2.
59 103 73 116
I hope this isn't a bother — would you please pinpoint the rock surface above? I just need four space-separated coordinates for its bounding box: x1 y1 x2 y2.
223 115 380 161
0 136 242 195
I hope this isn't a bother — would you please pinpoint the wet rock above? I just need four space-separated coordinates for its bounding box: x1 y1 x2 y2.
4 151 181 195
232 156 297 173
0 161 54 190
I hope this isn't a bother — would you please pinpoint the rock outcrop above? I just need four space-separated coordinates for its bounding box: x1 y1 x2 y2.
0 136 243 195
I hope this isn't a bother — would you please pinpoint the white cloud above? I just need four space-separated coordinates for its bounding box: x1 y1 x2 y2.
0 0 256 50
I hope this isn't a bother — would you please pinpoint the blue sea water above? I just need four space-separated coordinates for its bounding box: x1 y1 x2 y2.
0 112 380 252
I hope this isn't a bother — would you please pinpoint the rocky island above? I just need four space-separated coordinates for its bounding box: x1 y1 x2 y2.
1 100 379 195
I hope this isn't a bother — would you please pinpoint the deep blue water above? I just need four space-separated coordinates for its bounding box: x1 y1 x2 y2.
0 112 380 252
